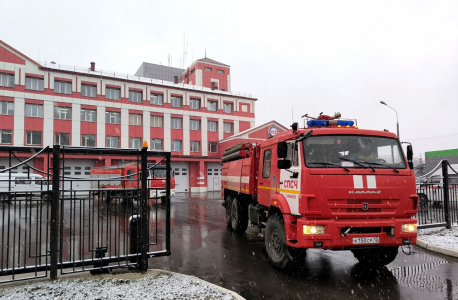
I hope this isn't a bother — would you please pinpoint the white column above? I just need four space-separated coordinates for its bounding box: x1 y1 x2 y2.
97 107 105 147
163 113 171 151
13 98 24 146
201 117 208 156
218 118 224 141
143 111 150 147
234 120 240 134
72 103 81 146
183 115 190 155
43 101 54 146
121 108 129 148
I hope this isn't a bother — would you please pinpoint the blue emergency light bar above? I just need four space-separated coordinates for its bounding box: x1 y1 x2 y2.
307 120 355 127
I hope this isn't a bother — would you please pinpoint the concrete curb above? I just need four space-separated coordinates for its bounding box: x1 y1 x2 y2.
416 238 458 258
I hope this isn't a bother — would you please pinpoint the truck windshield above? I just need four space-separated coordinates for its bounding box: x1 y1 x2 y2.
150 168 166 178
303 135 406 169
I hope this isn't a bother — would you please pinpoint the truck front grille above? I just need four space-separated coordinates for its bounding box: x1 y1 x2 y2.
328 199 398 216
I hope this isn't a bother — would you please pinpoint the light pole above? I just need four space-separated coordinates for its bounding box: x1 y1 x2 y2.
380 101 399 139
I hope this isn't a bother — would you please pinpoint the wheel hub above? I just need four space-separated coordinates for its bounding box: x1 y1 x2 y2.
271 229 282 257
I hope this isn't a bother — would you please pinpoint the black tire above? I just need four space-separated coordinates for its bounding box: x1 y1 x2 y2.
265 215 297 270
225 195 232 227
41 192 50 202
418 193 428 209
230 197 248 233
351 246 398 266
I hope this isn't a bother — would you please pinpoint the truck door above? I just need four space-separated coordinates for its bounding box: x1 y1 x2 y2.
258 148 274 205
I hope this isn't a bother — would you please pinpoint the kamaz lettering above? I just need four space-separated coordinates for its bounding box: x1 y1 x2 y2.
349 190 382 194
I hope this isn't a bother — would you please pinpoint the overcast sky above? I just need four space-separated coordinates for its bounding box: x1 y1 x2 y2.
2 0 457 157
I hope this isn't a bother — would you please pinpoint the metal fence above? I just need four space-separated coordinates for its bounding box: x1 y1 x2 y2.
416 160 458 229
0 145 171 283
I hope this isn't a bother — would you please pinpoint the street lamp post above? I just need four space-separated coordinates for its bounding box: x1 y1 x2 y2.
380 101 399 139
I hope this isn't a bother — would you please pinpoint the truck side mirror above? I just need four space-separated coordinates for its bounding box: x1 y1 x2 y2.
278 160 291 169
407 144 413 169
291 122 298 132
277 142 288 159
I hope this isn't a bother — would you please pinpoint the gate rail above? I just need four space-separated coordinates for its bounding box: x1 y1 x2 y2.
0 145 171 283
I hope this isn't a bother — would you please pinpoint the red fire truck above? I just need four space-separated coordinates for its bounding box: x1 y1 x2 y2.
222 113 418 269
91 163 175 202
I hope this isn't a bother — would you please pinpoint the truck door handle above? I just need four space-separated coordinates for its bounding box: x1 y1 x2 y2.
260 183 263 185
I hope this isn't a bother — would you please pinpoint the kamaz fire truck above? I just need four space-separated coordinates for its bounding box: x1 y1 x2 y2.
91 163 175 203
221 113 418 269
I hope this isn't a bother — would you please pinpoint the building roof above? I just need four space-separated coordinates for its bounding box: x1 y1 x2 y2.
219 120 289 143
195 57 230 68
425 148 458 158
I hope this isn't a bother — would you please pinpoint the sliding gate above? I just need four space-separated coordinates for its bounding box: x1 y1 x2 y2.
0 145 171 282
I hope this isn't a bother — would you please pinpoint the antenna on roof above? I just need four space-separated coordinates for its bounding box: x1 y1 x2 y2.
292 107 294 122
205 47 206 58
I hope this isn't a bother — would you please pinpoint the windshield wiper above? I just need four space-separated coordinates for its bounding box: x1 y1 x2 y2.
308 162 349 172
360 161 400 173
339 158 375 172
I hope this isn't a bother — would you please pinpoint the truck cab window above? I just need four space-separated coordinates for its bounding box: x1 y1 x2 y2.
287 142 299 167
262 150 272 178
127 169 134 179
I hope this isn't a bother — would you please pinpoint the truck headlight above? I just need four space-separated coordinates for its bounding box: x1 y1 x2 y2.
402 223 417 233
303 225 325 235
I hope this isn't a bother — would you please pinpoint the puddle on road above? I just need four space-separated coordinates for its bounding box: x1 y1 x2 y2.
389 250 458 298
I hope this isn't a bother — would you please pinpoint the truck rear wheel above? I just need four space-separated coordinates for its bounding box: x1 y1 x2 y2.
351 246 399 266
230 197 248 233
225 196 232 227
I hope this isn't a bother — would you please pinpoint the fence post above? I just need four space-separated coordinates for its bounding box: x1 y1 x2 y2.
139 146 149 272
442 160 452 229
50 145 60 279
166 153 171 253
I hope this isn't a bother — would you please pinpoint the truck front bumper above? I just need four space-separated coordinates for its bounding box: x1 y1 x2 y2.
293 218 417 249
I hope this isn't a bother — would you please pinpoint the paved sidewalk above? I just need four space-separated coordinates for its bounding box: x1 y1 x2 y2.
416 226 458 258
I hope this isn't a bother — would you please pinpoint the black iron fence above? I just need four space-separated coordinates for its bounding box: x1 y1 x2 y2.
416 160 458 229
0 145 171 283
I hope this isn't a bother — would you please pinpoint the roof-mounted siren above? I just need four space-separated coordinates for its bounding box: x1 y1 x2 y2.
302 112 358 128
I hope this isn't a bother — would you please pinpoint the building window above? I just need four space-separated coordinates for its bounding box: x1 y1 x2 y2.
0 73 14 88
224 122 233 133
208 121 218 132
54 80 72 94
55 133 70 146
207 101 218 111
171 96 182 107
209 142 218 153
81 109 97 122
241 104 248 112
151 93 163 105
106 87 121 100
172 140 182 152
25 104 43 118
171 118 182 129
25 76 44 91
129 114 143 126
151 115 163 128
217 69 224 74
105 111 121 124
191 141 200 152
190 119 201 131
190 99 200 109
130 137 141 148
204 67 212 72
54 106 72 120
81 134 96 147
129 90 142 103
0 101 13 115
0 130 12 144
81 84 97 97
151 139 162 150
223 103 233 113
26 131 42 145
106 136 119 148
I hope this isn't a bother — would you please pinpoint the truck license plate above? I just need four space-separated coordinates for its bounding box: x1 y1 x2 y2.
352 237 379 244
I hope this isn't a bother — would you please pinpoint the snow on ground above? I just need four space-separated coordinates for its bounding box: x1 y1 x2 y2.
0 272 236 300
418 226 458 250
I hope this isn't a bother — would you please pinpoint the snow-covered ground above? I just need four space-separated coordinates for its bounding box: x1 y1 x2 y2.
0 271 237 300
418 226 458 250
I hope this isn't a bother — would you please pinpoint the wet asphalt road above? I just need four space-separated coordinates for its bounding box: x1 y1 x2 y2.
152 193 458 300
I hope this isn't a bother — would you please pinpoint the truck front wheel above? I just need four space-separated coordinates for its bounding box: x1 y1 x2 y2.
351 246 398 266
230 197 248 233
